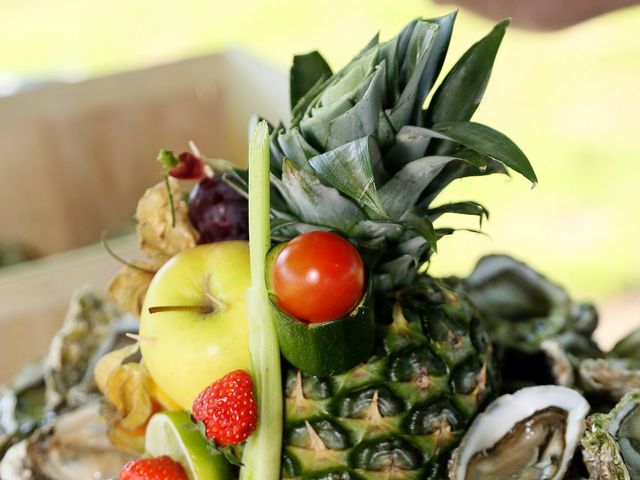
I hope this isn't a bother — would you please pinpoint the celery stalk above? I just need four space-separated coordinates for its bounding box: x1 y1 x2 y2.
240 120 282 480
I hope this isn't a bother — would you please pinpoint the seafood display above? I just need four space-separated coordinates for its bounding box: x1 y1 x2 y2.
1 11 637 480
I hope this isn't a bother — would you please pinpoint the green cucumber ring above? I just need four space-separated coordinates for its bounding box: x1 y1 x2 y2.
266 243 375 377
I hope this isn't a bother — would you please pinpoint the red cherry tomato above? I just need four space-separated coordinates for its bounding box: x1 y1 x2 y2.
272 231 365 323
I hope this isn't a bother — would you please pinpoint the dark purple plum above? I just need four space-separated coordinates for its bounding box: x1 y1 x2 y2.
188 175 248 243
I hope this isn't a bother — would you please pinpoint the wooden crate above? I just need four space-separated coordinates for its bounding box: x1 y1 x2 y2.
0 52 288 381
0 50 288 257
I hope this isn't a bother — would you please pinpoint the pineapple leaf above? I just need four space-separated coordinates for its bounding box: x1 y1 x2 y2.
414 11 457 124
268 124 286 173
290 51 332 108
428 201 490 225
420 153 508 206
277 127 320 170
375 255 418 291
351 219 405 242
383 126 434 172
291 75 332 127
319 46 379 107
436 227 485 238
309 136 387 219
431 121 537 184
425 19 509 126
300 47 380 150
273 158 365 233
401 209 438 251
388 22 439 129
325 63 386 150
378 154 483 219
300 98 353 150
393 236 431 258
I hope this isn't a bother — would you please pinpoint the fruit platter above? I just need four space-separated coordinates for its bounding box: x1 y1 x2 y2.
1 11 638 480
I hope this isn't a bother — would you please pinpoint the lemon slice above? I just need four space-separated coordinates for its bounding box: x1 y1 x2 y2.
145 411 231 480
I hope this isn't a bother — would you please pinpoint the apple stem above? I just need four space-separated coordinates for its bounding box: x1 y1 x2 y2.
205 292 228 311
202 273 229 311
148 305 215 314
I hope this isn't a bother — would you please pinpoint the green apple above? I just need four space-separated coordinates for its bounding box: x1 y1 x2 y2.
140 241 250 411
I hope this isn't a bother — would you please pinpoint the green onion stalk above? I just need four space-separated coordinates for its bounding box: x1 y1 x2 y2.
240 120 283 480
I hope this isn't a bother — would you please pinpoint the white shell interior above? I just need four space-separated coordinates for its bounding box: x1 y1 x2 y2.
452 385 590 480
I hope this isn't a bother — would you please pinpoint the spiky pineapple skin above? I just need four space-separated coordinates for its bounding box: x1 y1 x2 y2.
281 276 496 479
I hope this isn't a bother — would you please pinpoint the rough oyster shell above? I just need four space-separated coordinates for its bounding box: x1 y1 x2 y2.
0 360 48 458
0 289 138 476
464 255 575 351
45 288 126 409
464 255 601 392
577 328 640 403
0 402 135 480
580 359 640 401
449 385 589 480
582 390 640 480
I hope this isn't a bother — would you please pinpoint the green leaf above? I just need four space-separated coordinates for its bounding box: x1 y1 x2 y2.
273 159 365 232
426 19 509 125
420 151 508 206
290 75 331 127
431 121 537 184
156 149 179 169
308 137 387 218
374 255 418 291
379 155 471 219
326 63 386 150
377 18 417 104
383 126 437 172
388 22 439 129
401 209 438 251
320 47 377 105
414 11 457 124
351 219 405 242
290 50 332 109
300 47 380 150
428 201 490 225
392 236 430 259
276 127 319 170
436 227 484 238
300 97 352 150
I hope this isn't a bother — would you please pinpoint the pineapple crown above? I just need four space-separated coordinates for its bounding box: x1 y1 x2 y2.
238 13 537 292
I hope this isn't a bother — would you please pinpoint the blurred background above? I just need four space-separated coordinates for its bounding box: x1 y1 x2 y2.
1 0 639 376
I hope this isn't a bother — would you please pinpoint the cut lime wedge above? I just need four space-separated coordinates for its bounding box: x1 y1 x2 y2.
145 411 231 480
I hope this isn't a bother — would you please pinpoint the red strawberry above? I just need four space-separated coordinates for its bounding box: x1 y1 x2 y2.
119 455 188 480
192 369 257 446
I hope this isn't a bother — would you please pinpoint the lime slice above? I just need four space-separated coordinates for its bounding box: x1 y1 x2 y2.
145 411 231 480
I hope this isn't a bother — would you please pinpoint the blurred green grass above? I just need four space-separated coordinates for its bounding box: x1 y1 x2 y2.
1 0 639 301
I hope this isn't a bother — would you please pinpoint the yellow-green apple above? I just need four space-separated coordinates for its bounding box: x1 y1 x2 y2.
140 241 250 411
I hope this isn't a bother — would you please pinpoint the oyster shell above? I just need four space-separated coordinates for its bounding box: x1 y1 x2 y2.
580 359 640 401
449 385 590 480
582 390 640 480
45 288 124 409
0 402 135 480
0 289 138 476
575 327 640 404
0 360 49 458
465 255 601 391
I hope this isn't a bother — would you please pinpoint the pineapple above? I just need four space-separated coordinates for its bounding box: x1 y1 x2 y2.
236 12 537 478
281 276 496 479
